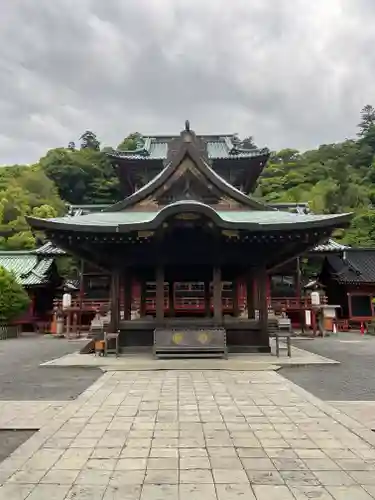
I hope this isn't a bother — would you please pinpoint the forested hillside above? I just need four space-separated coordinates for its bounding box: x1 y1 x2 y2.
1 107 375 250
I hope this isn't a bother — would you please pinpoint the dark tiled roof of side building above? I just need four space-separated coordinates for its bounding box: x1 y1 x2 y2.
326 249 375 284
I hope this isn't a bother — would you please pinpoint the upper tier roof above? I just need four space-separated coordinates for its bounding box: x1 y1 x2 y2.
107 134 269 161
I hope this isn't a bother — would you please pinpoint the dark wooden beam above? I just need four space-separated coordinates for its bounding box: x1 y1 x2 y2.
213 266 222 324
155 266 165 323
110 269 120 332
204 280 211 318
123 268 132 321
139 279 146 317
246 272 255 319
257 267 269 347
77 259 85 335
232 278 240 317
296 256 305 332
168 281 175 317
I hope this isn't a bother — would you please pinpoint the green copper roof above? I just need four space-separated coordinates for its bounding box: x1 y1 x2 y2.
0 251 54 286
108 135 269 161
27 201 352 233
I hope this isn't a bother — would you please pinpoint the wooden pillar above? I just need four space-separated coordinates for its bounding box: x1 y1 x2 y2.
246 273 255 319
232 279 240 317
204 280 211 317
213 266 222 324
110 269 120 332
140 280 146 317
156 266 165 322
257 267 269 344
77 260 85 336
123 269 132 321
168 282 175 317
296 257 305 332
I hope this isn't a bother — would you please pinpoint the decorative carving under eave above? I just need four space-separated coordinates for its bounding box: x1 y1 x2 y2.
217 196 241 209
137 197 159 208
174 213 201 221
138 231 154 238
222 230 240 239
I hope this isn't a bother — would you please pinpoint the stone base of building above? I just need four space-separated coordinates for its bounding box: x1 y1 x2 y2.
116 317 271 353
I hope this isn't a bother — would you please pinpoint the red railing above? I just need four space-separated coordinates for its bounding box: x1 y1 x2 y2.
53 295 327 314
270 297 327 310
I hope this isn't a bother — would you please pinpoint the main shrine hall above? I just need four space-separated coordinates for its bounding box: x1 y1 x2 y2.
27 123 351 353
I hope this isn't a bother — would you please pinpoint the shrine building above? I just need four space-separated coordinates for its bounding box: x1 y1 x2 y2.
27 123 351 352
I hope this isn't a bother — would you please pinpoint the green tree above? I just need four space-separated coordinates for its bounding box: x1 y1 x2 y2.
358 104 375 137
0 168 63 249
5 232 36 250
40 147 120 205
0 267 30 323
342 209 375 246
117 133 143 151
80 130 100 151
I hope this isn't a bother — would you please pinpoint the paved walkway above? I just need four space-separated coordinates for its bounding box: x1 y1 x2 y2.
0 402 69 430
328 402 375 433
1 370 375 499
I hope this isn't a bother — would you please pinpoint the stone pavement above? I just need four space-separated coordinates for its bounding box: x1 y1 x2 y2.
1 370 375 499
328 402 375 433
41 341 338 371
0 401 69 429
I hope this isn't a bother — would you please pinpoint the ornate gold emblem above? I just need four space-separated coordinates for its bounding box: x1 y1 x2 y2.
198 332 209 344
172 332 184 344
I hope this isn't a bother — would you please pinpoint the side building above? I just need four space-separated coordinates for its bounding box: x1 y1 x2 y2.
0 243 64 331
320 248 375 328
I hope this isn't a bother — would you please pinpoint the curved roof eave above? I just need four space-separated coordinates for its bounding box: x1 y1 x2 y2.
26 208 353 235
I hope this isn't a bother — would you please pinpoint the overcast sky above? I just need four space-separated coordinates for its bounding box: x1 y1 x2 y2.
1 0 375 164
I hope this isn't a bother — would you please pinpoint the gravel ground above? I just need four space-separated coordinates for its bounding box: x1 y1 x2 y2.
280 332 375 401
0 334 100 401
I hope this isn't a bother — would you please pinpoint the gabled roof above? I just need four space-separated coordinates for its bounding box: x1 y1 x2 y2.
107 134 269 161
0 250 54 286
106 127 272 212
326 249 375 284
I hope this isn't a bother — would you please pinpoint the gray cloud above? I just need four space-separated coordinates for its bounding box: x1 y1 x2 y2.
1 0 375 164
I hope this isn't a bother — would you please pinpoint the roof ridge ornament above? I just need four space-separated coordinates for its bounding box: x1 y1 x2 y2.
185 120 190 132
